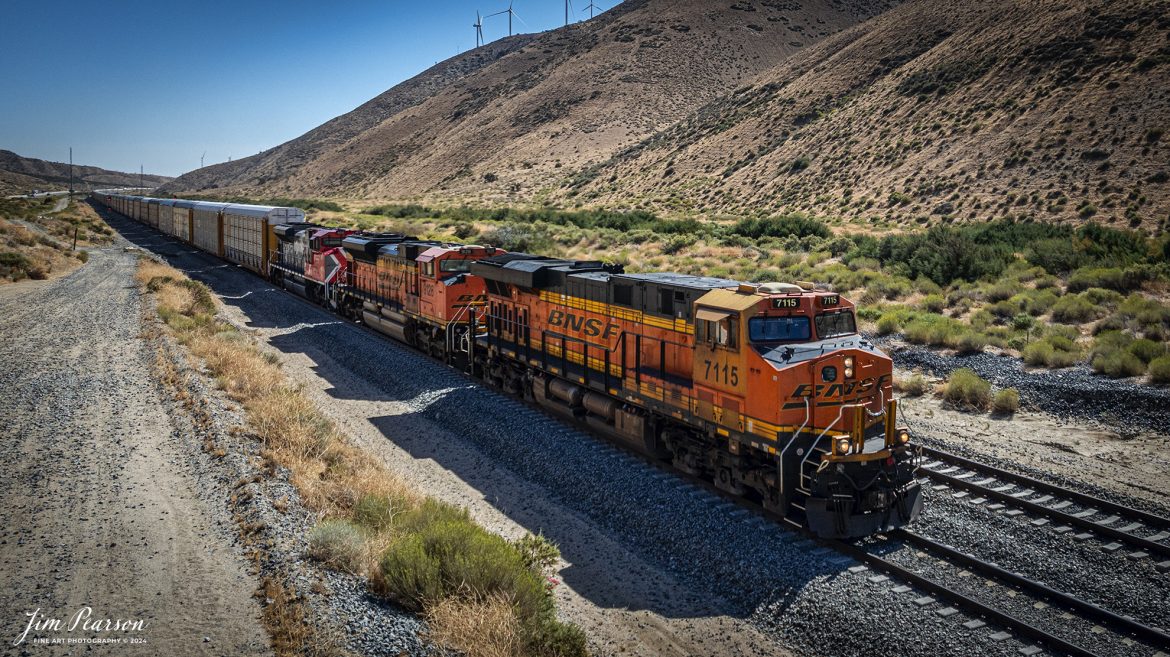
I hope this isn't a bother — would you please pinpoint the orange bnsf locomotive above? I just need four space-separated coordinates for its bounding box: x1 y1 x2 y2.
91 191 922 538
469 254 921 538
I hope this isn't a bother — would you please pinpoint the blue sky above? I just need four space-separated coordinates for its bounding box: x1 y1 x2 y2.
0 0 611 177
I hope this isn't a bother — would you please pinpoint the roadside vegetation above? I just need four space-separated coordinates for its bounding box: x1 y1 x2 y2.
0 196 112 282
137 258 586 657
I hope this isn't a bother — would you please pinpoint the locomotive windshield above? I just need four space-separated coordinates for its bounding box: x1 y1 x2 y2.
440 259 472 273
815 310 857 339
749 316 811 342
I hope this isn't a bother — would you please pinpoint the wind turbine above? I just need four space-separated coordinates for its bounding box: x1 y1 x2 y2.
473 11 484 47
488 0 525 36
582 0 601 18
565 0 575 25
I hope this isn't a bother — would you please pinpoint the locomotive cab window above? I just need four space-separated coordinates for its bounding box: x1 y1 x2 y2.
696 308 738 350
439 259 471 274
749 315 811 343
815 310 857 339
421 261 435 277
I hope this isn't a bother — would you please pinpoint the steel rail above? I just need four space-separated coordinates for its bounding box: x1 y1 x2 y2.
919 446 1170 531
892 528 1170 650
828 538 1105 657
918 449 1170 560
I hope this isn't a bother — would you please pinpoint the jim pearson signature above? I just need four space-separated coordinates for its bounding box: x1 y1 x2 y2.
14 607 148 646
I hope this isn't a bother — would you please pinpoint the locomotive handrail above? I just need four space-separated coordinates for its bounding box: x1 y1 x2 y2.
777 396 811 496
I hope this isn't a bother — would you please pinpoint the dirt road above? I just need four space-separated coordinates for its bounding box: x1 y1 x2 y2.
0 248 271 655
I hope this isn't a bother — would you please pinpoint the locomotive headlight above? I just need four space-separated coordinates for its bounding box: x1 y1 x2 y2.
844 357 855 378
898 431 911 445
834 437 851 454
822 366 838 382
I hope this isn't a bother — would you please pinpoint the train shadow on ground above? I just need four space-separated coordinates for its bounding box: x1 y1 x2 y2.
100 207 833 620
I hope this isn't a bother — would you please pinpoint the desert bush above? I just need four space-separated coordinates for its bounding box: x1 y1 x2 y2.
1051 294 1103 323
1018 289 1059 316
943 368 991 409
895 372 929 396
984 280 1021 302
1128 338 1167 364
876 313 902 336
308 519 365 573
353 494 397 532
1091 350 1146 378
991 388 1020 414
865 274 913 301
1090 332 1146 377
379 500 547 615
1149 356 1170 383
921 294 946 313
1080 287 1124 308
731 214 831 240
1067 267 1127 292
950 329 987 354
512 532 561 576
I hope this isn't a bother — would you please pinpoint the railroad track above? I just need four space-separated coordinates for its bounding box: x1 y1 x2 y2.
836 528 1170 657
915 445 1170 565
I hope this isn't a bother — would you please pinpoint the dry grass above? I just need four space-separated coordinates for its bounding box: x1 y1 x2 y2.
426 592 524 657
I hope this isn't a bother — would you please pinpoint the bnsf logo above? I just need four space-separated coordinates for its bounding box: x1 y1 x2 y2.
547 310 620 339
790 374 891 398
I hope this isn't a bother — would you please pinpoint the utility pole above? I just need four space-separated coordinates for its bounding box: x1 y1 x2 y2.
140 165 143 192
68 147 73 195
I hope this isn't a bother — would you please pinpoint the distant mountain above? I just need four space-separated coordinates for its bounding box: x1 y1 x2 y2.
0 150 172 196
161 0 896 201
563 0 1170 228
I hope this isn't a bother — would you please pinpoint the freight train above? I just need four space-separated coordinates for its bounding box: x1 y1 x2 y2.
92 191 922 538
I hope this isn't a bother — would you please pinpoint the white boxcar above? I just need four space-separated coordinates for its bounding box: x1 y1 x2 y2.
172 200 197 242
190 201 227 256
158 199 176 233
221 203 306 274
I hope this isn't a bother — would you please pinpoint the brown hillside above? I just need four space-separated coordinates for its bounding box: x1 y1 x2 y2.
566 0 1170 229
162 0 897 200
0 150 172 196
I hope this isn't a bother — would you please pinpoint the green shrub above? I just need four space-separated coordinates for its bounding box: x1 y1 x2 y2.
1081 287 1124 308
985 280 1021 302
1051 294 1103 323
1019 289 1059 316
512 532 561 576
378 500 549 621
1091 350 1146 378
1067 267 1126 292
1128 338 1166 363
896 372 929 396
991 388 1020 414
873 276 913 301
1149 356 1170 383
353 494 396 532
1022 341 1054 366
944 368 991 409
731 214 830 240
876 313 902 336
950 330 987 354
921 294 946 313
308 519 365 573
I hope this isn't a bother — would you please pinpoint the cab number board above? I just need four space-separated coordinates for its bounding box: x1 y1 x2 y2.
820 294 840 307
772 298 799 309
